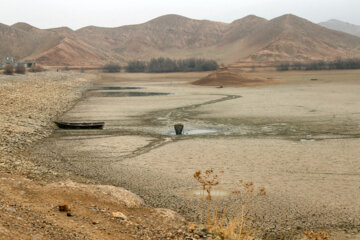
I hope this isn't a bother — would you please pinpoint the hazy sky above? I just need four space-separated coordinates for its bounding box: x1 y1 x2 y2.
1 0 360 29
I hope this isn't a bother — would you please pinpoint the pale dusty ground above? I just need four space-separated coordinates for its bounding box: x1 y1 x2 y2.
31 71 360 238
0 72 196 240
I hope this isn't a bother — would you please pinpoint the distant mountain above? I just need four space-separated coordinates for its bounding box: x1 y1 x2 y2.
1 14 360 67
319 19 360 37
0 23 62 61
243 14 360 62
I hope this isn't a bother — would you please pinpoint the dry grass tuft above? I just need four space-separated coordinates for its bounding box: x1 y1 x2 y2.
209 179 266 240
193 169 266 240
304 231 330 240
192 169 333 239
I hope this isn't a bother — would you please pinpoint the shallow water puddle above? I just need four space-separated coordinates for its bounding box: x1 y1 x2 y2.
185 189 230 198
86 91 170 97
167 128 218 136
96 87 143 90
186 129 218 135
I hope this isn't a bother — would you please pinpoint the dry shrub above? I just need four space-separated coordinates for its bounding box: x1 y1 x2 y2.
304 231 330 240
193 169 266 240
3 64 14 75
193 169 220 200
15 64 26 74
210 180 266 240
29 65 44 73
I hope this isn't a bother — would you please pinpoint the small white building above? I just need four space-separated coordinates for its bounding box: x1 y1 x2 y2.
1 57 35 68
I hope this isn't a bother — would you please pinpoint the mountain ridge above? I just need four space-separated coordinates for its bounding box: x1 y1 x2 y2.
319 19 360 37
1 14 360 67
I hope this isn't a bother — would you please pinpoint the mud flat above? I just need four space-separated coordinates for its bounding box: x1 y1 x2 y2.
0 72 197 239
30 71 360 238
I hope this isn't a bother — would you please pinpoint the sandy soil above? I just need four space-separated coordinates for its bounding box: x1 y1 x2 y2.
0 173 192 239
28 71 360 239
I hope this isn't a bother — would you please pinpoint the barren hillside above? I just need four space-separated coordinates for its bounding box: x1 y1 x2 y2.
1 14 360 67
320 19 360 37
0 23 62 61
241 14 360 62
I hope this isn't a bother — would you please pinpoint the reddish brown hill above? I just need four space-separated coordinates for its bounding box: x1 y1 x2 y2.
11 22 39 32
220 15 268 44
241 14 360 62
0 23 62 61
1 14 360 67
192 68 274 86
46 27 75 37
35 37 110 66
75 14 229 62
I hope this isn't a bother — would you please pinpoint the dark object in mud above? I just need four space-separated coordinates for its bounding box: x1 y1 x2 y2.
311 78 318 81
99 87 143 90
174 124 184 135
217 85 224 88
59 203 70 212
54 121 104 129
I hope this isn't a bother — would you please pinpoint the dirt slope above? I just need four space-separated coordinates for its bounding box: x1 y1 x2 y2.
0 174 189 240
35 37 110 66
192 68 276 86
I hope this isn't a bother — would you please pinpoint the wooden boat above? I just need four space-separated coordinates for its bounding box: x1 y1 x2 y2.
54 121 105 129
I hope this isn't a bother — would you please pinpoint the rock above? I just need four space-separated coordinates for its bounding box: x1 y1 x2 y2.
7 207 16 213
48 180 145 208
154 208 185 223
112 212 128 220
58 203 70 212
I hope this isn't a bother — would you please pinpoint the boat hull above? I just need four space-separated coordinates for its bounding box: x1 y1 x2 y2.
54 121 104 129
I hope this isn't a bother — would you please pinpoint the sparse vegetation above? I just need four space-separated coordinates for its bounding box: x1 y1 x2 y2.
15 64 26 74
126 57 218 73
276 63 290 71
304 231 330 240
28 65 44 72
126 60 147 72
193 169 268 240
192 169 333 240
277 58 360 71
103 63 121 73
3 64 14 75
193 169 220 200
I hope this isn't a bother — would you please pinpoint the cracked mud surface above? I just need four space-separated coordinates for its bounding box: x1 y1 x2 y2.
30 71 360 237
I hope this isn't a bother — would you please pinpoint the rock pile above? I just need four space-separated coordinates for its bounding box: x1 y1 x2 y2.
0 72 91 174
